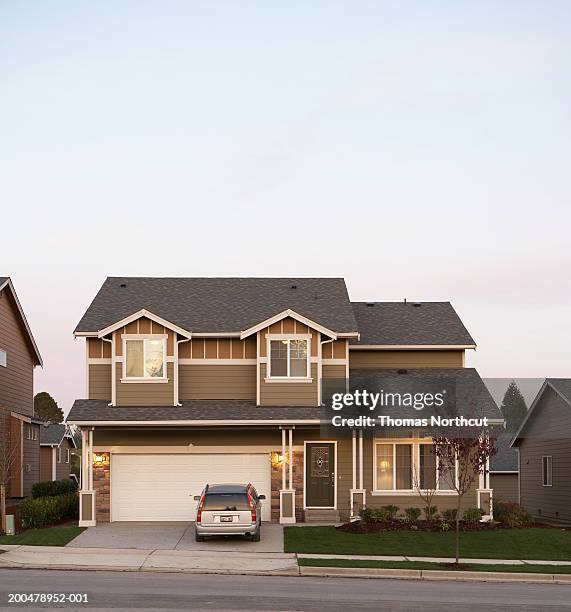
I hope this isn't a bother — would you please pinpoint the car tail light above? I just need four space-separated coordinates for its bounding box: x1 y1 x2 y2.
196 494 206 524
247 493 256 522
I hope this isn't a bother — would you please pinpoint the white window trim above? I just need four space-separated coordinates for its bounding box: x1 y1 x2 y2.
542 455 553 487
372 439 458 495
66 448 71 464
121 335 168 382
57 447 62 463
267 335 311 380
0 348 6 368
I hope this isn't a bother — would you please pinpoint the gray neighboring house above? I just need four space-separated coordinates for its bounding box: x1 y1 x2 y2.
511 379 571 522
489 432 519 503
39 423 76 482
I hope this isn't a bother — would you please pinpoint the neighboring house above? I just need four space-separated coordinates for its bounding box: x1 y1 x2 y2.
512 379 571 522
39 423 77 482
489 432 519 503
67 277 502 527
0 277 43 498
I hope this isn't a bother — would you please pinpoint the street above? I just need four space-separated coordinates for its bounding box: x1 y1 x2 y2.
0 569 570 611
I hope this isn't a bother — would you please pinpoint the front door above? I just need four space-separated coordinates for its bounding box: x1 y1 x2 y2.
305 443 335 507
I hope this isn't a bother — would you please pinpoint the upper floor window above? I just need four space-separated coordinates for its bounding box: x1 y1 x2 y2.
542 456 552 486
124 337 166 380
0 349 6 368
269 338 309 378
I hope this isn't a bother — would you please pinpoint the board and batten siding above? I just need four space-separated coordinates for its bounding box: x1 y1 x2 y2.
40 447 53 481
517 385 571 521
0 288 35 415
259 363 319 406
115 362 175 406
89 364 112 401
179 364 256 400
349 350 464 369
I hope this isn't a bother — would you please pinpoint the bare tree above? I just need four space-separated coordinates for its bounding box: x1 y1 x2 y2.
0 436 18 534
433 433 496 564
412 458 438 522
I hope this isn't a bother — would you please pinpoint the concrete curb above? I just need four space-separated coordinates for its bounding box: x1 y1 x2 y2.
299 566 571 584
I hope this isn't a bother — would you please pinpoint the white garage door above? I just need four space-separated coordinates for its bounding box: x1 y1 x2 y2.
111 453 271 522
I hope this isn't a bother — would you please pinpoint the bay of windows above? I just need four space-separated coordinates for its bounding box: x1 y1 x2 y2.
125 338 166 379
374 441 457 492
269 339 309 378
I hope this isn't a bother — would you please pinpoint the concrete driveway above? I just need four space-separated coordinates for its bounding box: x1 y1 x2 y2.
67 522 284 553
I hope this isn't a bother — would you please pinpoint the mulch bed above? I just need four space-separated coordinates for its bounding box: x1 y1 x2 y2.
337 520 557 534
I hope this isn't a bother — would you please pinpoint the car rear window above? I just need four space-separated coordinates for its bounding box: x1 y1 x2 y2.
202 493 249 511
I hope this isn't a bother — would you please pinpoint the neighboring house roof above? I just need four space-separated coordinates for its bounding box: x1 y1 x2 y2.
67 399 321 425
40 423 76 447
490 432 518 472
511 378 571 446
351 302 475 347
348 368 501 420
0 277 43 365
74 277 359 336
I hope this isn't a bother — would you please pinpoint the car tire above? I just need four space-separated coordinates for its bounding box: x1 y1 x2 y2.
195 531 205 542
252 525 261 542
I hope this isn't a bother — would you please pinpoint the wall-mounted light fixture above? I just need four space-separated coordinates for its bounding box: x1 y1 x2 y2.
93 453 109 467
271 452 286 469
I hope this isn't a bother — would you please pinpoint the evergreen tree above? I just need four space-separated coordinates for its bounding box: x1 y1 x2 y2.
34 392 64 424
501 380 527 432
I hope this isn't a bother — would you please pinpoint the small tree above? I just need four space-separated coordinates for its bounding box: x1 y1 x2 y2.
34 392 63 424
501 381 527 433
433 433 496 564
412 455 438 522
0 435 18 534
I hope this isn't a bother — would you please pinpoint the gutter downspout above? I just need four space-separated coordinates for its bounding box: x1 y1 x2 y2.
175 337 191 406
101 336 114 406
319 336 335 407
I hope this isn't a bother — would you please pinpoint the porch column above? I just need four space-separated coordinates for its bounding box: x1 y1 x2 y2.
350 429 366 520
279 426 296 524
79 428 96 527
477 457 493 522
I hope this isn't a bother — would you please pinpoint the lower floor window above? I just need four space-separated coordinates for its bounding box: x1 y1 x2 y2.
542 456 552 486
375 441 457 492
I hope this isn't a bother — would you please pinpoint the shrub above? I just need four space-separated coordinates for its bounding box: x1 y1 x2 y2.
493 501 532 528
424 505 438 521
442 508 458 522
440 521 451 531
360 507 375 523
463 507 485 524
21 492 78 529
404 507 421 523
32 479 77 499
382 505 399 520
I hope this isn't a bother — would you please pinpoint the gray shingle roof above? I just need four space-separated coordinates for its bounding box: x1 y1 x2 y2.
40 423 67 446
67 399 322 423
0 277 8 287
75 277 358 335
547 379 571 405
490 432 518 472
351 302 475 346
347 368 501 420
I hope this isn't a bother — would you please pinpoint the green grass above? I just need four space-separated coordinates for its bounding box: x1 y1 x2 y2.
0 527 85 546
284 526 571 561
298 557 571 574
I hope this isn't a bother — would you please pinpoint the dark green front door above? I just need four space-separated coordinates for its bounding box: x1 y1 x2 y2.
305 443 335 507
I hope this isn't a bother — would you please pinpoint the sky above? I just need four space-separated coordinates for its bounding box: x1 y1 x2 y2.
1 2 570 415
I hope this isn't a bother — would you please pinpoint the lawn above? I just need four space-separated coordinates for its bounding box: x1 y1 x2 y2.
284 526 571 560
298 558 571 574
0 527 85 546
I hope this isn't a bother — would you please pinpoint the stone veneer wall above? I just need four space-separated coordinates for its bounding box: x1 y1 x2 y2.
93 453 110 522
271 449 304 522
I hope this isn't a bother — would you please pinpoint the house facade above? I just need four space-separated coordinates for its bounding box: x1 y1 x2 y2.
67 277 502 527
39 423 76 482
0 277 43 498
489 432 519 503
512 379 571 522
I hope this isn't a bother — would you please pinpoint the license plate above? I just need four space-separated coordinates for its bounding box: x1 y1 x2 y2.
220 516 233 522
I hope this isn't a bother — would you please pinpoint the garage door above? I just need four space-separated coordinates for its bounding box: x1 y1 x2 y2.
111 453 271 522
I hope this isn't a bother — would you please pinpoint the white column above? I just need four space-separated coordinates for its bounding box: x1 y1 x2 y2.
358 430 364 490
352 430 357 490
81 429 88 491
288 428 293 490
281 428 286 490
88 429 94 490
51 448 57 481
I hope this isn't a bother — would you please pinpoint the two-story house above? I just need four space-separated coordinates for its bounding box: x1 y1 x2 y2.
0 277 43 499
67 277 502 527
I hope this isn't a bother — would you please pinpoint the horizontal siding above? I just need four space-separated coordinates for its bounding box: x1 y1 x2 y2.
490 473 519 503
0 289 34 415
349 350 464 369
89 364 112 401
260 363 319 406
23 424 40 496
115 362 174 406
179 364 256 400
322 364 346 379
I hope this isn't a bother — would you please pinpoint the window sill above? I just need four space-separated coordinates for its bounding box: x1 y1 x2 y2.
120 378 169 384
264 377 313 384
371 490 458 496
